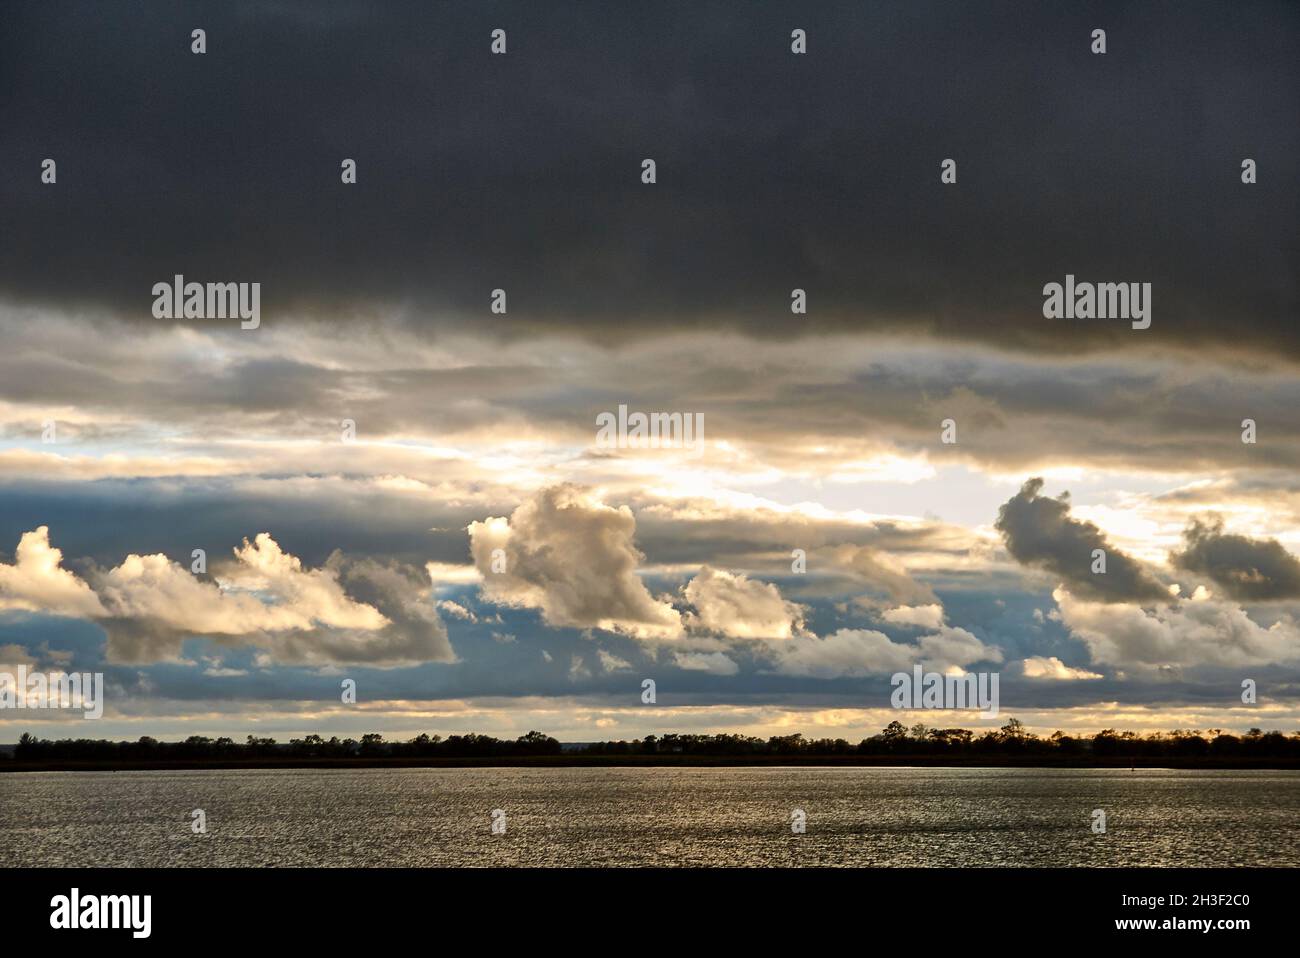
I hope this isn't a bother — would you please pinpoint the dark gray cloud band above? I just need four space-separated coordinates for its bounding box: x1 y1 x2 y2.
1 0 1295 359
1172 515 1300 600
995 477 1168 602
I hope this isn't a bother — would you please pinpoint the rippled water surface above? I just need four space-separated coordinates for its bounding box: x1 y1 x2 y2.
2 766 1297 866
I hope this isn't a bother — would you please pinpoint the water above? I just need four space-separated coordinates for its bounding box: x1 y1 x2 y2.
2 766 1297 867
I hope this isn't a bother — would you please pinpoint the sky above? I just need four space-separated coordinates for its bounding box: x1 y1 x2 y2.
1 0 1297 743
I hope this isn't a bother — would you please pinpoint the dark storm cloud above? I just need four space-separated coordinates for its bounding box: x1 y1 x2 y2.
995 477 1169 602
1 0 1296 358
1171 515 1300 600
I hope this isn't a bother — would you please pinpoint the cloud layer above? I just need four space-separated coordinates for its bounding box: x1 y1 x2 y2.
1172 515 1300 601
1 528 452 666
996 478 1169 603
468 484 683 639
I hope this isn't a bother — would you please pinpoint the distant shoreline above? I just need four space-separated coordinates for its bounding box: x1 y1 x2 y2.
5 755 1300 772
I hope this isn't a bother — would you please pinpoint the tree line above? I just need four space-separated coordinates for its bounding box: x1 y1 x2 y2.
12 720 1300 761
13 729 563 760
581 720 1300 758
